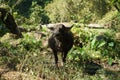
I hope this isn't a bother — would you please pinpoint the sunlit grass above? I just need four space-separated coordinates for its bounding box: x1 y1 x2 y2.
0 26 120 80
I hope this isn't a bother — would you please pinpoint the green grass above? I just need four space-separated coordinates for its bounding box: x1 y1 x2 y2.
0 26 120 80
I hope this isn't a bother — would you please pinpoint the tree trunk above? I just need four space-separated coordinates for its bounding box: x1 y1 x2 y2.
0 8 23 38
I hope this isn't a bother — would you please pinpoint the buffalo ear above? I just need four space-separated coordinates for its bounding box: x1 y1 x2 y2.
46 24 55 31
47 27 54 31
66 24 74 30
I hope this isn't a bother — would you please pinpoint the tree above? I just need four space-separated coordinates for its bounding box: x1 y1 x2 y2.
0 7 23 37
110 0 120 12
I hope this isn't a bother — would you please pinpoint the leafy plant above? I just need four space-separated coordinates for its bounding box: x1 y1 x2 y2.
20 33 42 50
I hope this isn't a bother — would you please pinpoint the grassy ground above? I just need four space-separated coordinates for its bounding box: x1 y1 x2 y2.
0 26 120 80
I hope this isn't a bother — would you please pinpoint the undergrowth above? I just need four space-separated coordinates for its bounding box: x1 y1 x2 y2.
0 24 120 80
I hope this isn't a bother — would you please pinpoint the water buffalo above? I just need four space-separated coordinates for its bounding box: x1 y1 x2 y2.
47 24 74 67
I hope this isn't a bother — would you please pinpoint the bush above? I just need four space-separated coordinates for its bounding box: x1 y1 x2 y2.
45 0 110 23
68 24 119 64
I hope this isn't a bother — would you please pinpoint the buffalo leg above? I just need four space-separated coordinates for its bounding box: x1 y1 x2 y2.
62 51 68 66
53 50 58 67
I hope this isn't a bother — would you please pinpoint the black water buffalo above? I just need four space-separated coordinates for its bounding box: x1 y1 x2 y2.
47 24 74 67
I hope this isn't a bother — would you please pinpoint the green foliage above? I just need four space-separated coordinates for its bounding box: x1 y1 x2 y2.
110 0 120 11
29 1 49 24
0 32 43 70
111 13 120 31
1 0 120 25
68 25 119 64
0 25 120 80
0 0 50 25
0 42 23 70
92 0 110 18
0 0 120 79
20 33 42 50
14 0 32 17
45 0 111 23
29 1 43 24
90 37 106 49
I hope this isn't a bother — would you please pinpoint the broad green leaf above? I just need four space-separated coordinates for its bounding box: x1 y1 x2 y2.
98 41 106 48
108 58 113 65
91 38 96 49
108 42 114 47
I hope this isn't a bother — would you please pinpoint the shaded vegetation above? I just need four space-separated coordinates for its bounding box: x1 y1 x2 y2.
0 0 120 80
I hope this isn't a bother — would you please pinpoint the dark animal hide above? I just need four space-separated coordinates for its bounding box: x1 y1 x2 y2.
47 24 74 67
